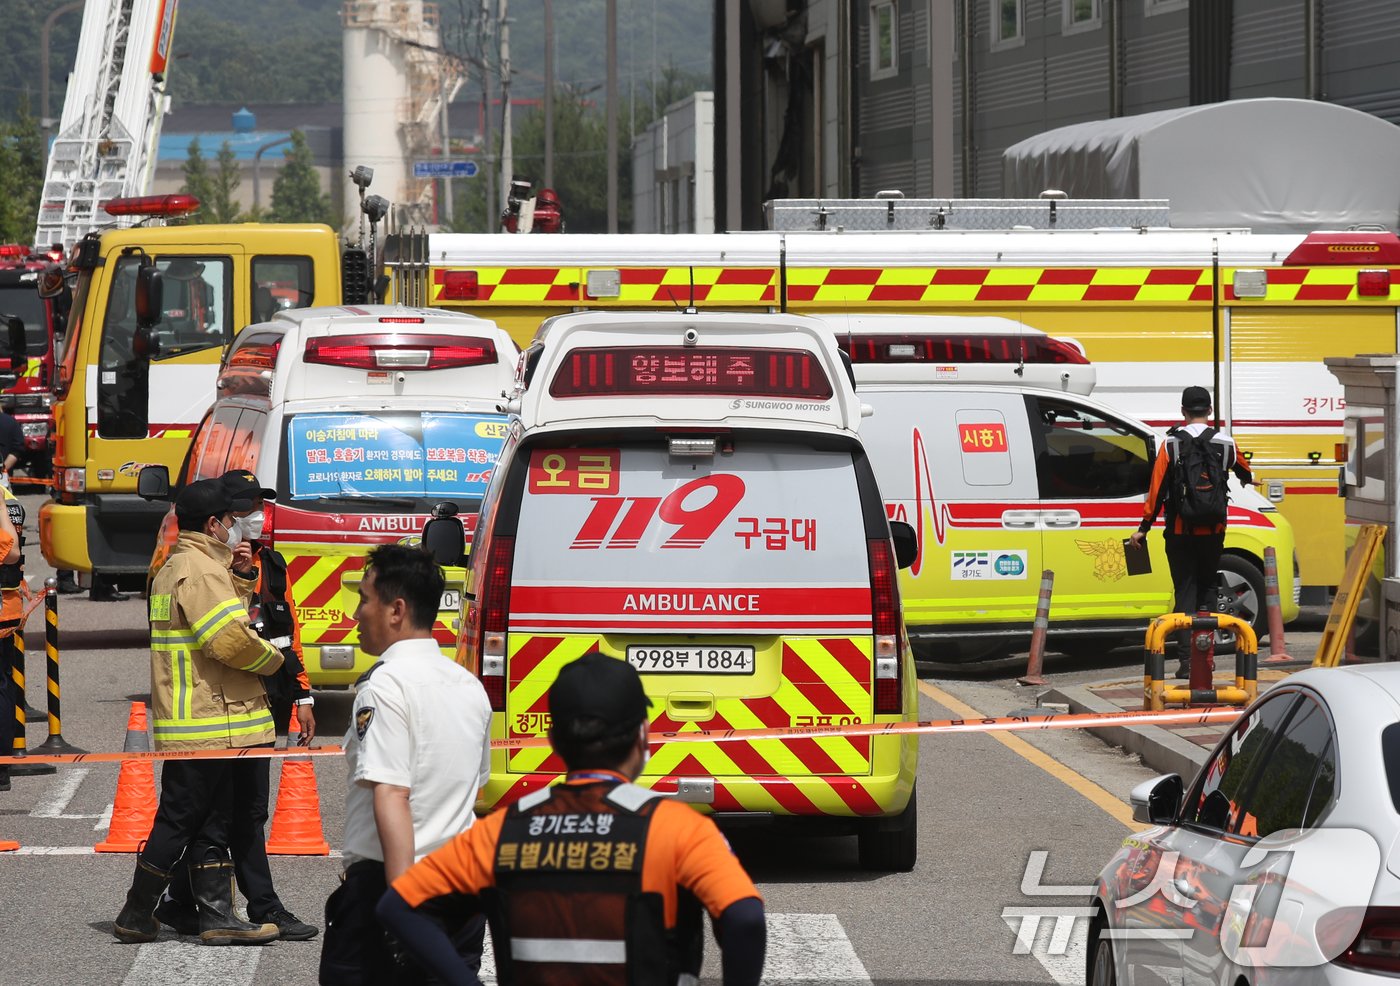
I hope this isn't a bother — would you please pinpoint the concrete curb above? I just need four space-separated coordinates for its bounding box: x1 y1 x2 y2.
1043 682 1219 781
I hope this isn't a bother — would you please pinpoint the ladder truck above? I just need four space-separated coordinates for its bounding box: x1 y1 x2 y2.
34 0 179 251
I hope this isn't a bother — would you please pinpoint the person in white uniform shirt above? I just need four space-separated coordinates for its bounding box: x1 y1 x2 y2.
319 543 493 985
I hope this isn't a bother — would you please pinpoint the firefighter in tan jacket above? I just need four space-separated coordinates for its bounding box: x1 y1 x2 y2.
114 478 286 947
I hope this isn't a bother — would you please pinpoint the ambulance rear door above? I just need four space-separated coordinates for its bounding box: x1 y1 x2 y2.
858 387 1043 632
502 431 880 791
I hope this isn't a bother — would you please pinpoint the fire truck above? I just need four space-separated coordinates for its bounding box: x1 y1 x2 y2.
40 194 379 588
0 244 66 478
386 197 1400 607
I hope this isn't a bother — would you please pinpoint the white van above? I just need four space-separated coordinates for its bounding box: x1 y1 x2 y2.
142 305 519 685
822 314 1300 659
424 310 924 870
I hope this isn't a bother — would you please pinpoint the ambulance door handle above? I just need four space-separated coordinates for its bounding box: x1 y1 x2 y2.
1001 510 1039 530
666 693 715 722
1043 510 1081 529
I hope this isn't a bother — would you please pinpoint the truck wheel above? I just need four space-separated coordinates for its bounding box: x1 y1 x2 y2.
857 787 917 872
1214 555 1266 654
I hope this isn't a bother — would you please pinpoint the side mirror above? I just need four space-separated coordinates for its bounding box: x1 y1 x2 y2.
134 263 164 330
137 465 172 501
422 516 466 567
889 520 918 570
1130 773 1183 825
36 265 66 300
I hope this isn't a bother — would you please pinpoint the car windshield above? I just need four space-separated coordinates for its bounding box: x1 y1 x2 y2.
1383 722 1400 813
280 410 508 515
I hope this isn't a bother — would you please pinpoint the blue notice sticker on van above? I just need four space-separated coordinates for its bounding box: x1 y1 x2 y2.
288 411 508 499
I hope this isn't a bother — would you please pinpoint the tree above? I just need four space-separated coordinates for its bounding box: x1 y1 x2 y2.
206 142 243 224
180 138 213 221
268 131 333 226
0 104 46 243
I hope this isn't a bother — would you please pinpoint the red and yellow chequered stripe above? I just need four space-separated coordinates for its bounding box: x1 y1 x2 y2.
501 634 877 813
432 266 779 305
432 264 1400 305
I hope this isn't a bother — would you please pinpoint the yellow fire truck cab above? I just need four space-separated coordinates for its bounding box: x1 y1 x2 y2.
41 198 362 586
423 310 922 871
143 304 519 686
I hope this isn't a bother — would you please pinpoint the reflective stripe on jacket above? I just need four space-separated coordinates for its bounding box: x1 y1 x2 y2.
147 531 283 750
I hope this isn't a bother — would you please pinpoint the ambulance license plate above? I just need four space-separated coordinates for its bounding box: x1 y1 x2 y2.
626 645 756 675
439 590 461 611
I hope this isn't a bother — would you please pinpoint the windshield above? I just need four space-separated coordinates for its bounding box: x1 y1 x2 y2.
281 410 508 514
0 283 50 352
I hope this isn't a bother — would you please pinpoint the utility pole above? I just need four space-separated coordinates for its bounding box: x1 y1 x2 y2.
500 0 512 207
41 1 84 147
440 62 453 225
482 1 495 228
606 0 618 233
544 0 554 189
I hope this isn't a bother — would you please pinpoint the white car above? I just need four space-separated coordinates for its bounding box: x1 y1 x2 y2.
1090 664 1400 985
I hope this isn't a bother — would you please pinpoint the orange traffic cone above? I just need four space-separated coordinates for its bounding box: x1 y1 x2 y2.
265 717 329 856
95 702 156 853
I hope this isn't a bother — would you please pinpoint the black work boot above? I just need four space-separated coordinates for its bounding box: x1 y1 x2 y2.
154 856 199 934
190 858 278 945
1173 630 1191 679
113 859 172 943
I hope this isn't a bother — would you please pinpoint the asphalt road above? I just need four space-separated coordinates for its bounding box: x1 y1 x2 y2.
0 487 1326 985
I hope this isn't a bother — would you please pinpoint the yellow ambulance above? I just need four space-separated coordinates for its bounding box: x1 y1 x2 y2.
424 310 922 870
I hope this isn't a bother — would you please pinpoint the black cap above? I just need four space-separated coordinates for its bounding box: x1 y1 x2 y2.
175 477 252 522
1181 386 1212 412
548 651 653 735
221 469 276 503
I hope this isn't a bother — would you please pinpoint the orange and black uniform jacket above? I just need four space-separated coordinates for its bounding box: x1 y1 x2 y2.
385 771 763 986
1139 427 1253 537
248 542 311 703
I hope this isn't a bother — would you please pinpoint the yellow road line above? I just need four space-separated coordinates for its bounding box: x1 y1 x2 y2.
917 680 1136 830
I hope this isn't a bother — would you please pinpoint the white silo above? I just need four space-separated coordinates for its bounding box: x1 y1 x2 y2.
342 0 460 230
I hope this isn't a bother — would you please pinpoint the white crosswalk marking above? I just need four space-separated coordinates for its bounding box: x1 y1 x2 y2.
30 767 101 818
477 912 868 984
761 913 872 982
119 941 262 986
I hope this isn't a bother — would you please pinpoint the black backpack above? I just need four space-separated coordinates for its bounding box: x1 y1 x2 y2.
1170 427 1229 526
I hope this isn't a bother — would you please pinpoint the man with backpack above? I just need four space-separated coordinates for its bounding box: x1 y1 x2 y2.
1129 386 1255 677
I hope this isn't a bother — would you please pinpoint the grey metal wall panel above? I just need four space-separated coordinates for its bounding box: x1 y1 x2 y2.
1230 0 1305 98
859 0 920 193
1120 8 1189 115
1321 0 1400 126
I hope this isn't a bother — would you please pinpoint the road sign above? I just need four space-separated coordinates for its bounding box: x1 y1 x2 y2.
413 160 478 179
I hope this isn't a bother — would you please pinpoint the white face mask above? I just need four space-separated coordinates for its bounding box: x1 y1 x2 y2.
214 518 239 550
639 723 651 769
240 510 265 541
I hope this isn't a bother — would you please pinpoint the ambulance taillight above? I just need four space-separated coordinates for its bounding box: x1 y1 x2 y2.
842 333 1088 365
868 538 903 715
303 333 498 371
548 346 834 399
478 535 514 711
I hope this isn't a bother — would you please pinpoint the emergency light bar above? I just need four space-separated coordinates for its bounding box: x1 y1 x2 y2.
303 334 497 371
841 333 1088 365
102 194 201 218
548 346 834 400
0 245 27 259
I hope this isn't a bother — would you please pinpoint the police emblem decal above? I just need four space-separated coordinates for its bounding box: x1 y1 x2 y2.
355 706 375 739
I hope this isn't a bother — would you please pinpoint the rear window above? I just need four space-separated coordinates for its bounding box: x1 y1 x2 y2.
510 436 873 631
282 410 508 514
1383 722 1400 812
